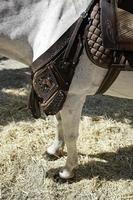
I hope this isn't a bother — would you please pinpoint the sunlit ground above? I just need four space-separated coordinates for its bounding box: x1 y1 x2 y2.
0 59 133 200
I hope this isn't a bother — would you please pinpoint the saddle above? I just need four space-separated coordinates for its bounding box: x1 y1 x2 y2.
101 0 133 50
86 0 133 94
29 9 92 118
29 0 133 118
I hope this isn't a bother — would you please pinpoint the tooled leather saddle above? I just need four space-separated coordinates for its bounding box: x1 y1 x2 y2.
29 0 133 118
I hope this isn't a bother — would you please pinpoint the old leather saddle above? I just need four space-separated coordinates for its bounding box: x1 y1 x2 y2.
29 0 133 118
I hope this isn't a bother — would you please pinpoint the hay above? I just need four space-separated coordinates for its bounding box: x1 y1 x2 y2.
0 59 133 200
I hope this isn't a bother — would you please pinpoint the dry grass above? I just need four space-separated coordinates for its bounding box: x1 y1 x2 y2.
0 59 133 200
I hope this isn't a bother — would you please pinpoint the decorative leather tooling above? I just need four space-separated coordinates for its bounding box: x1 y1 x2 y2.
29 4 93 118
29 0 133 118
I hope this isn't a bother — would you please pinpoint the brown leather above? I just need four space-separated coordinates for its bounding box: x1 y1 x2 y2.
118 0 133 14
29 0 96 117
85 1 133 71
85 0 133 95
29 0 133 118
95 67 121 95
28 86 41 118
85 2 113 68
31 23 76 74
100 0 133 51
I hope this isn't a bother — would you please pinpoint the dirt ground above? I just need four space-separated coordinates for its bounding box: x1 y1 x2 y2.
0 58 133 200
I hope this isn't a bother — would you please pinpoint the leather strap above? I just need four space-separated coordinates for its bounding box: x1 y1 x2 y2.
28 86 41 118
101 0 133 51
118 0 133 14
100 0 118 49
95 67 121 94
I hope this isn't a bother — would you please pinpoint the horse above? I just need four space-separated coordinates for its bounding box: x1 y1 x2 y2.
0 0 133 179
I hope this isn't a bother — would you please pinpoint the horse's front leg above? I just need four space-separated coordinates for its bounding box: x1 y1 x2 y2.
47 113 64 157
59 94 85 179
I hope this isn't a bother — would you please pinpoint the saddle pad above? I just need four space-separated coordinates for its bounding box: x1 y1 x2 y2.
85 2 112 67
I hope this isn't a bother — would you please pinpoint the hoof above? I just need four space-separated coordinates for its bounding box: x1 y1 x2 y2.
53 172 68 183
47 145 57 156
59 168 75 179
46 147 64 159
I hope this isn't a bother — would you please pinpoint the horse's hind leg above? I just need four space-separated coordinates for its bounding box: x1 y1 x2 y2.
59 94 85 179
47 112 64 157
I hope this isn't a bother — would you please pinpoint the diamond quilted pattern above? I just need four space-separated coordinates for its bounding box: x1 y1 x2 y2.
86 3 112 66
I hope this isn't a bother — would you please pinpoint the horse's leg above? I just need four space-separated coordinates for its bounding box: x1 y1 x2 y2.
47 113 64 156
59 94 85 179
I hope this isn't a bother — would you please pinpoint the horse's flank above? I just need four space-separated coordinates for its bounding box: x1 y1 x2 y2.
0 0 90 65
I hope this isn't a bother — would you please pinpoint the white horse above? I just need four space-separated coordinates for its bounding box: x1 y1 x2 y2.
0 0 133 179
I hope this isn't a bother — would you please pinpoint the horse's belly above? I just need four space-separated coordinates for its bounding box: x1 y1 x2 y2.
106 71 133 99
69 50 133 99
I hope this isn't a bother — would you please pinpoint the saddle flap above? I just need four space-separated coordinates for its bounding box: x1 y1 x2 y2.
100 0 133 51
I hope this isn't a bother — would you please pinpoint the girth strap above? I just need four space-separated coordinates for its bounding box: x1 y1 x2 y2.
95 50 133 94
95 67 121 94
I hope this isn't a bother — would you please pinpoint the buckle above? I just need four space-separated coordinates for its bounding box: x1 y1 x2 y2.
81 11 88 19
